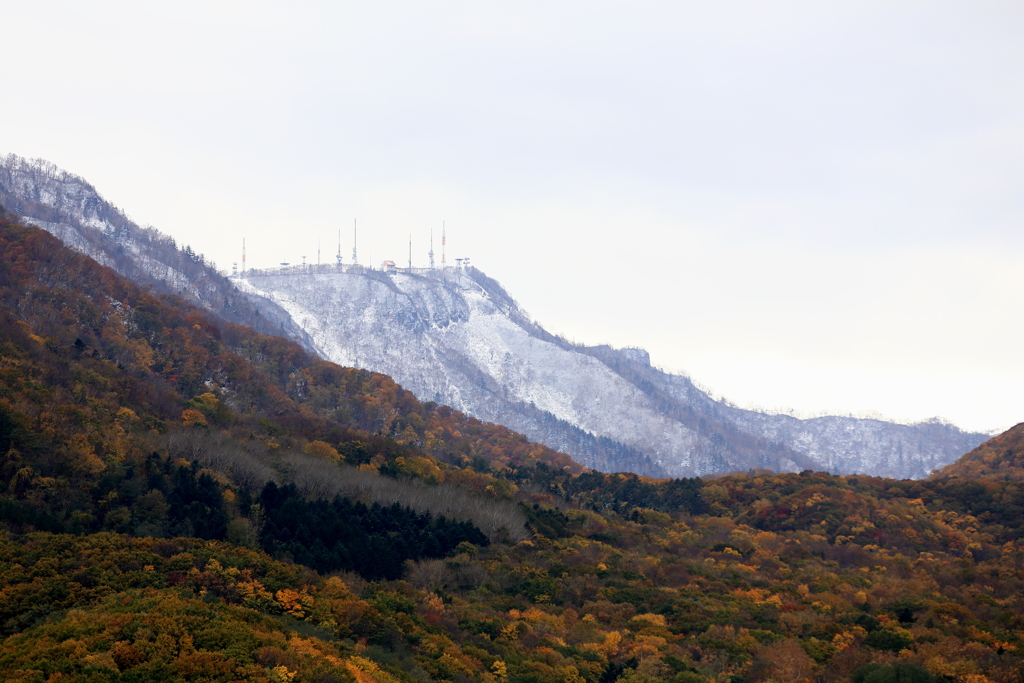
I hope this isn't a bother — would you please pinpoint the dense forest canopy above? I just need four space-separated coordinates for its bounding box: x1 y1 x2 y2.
0 215 1022 683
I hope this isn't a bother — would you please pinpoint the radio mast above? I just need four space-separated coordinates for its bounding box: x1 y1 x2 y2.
352 219 358 265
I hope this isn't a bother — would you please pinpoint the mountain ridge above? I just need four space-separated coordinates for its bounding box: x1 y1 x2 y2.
0 153 314 348
0 154 988 479
238 265 985 479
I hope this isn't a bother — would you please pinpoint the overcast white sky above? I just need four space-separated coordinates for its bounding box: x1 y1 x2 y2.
2 2 1021 433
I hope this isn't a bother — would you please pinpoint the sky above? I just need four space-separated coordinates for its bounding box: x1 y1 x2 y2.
1 1 1021 434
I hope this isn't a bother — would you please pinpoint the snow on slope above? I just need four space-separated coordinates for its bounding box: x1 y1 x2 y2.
236 267 712 474
640 363 987 480
237 265 986 478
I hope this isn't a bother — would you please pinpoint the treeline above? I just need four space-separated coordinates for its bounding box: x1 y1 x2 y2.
1 438 229 541
513 403 671 477
253 482 489 580
506 462 706 516
161 427 529 543
3 439 495 582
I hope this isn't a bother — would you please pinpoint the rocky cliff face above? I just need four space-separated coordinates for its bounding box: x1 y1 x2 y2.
237 265 987 478
0 154 311 345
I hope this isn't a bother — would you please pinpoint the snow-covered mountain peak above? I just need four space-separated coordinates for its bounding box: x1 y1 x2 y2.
236 263 986 478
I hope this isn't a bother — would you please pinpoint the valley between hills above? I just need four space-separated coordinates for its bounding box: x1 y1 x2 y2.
0 157 1022 682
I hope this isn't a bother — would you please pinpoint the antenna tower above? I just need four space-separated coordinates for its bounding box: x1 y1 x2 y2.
336 229 342 266
408 234 412 269
352 219 358 265
428 228 435 269
441 222 446 267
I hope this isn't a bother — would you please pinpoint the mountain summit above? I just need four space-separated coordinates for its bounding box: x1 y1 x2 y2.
237 264 986 478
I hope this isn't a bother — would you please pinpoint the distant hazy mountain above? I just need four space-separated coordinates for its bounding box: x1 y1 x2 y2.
1 153 988 478
0 154 311 346
237 265 987 478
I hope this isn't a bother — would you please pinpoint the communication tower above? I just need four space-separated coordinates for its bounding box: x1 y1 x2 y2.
352 219 358 265
336 230 342 266
428 228 435 269
409 234 413 269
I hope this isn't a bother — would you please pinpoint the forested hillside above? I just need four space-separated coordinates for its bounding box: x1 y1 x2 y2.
936 424 1024 481
1 215 1023 682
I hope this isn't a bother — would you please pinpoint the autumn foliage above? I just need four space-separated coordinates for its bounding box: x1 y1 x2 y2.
936 423 1024 482
1 217 1023 682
